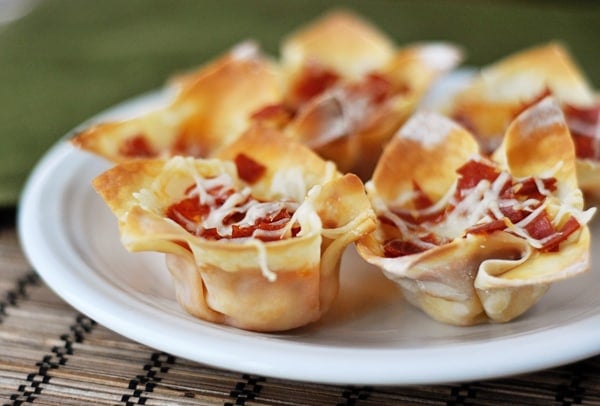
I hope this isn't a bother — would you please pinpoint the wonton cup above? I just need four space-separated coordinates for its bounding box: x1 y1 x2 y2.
447 43 600 195
356 97 594 325
93 126 375 332
71 10 461 183
72 42 281 162
278 10 462 179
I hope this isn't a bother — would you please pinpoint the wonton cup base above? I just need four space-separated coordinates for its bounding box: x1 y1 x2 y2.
396 278 550 326
165 249 341 333
358 226 591 327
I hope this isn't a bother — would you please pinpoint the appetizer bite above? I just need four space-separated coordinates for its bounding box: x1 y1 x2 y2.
447 43 600 195
71 10 461 182
72 42 281 162
93 126 376 332
268 10 462 179
357 97 595 325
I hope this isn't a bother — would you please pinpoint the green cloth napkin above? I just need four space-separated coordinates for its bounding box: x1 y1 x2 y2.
1 0 598 207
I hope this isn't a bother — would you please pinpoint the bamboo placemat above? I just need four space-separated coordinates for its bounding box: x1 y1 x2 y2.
2 217 600 405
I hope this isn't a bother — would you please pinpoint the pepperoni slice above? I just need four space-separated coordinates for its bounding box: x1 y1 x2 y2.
466 219 507 235
412 181 433 210
456 160 500 192
539 216 581 252
167 197 210 233
524 211 555 241
167 182 297 242
563 103 600 160
250 103 294 129
234 153 267 184
119 134 156 157
381 158 570 257
383 239 427 257
291 64 340 106
513 177 557 200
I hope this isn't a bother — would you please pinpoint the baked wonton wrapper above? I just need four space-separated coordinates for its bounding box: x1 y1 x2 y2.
356 97 595 325
275 10 463 179
72 42 281 162
93 126 375 332
447 43 600 194
71 11 461 182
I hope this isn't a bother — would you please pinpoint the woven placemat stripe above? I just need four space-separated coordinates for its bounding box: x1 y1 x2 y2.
1 278 600 405
253 377 364 405
224 373 265 406
0 272 40 324
554 363 586 405
338 385 373 405
4 313 96 405
120 351 175 405
580 356 600 404
3 227 600 405
0 229 40 319
350 384 458 405
137 356 264 404
446 383 476 405
444 365 599 406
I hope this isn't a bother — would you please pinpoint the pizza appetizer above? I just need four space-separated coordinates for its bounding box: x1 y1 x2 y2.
93 125 375 332
260 10 462 179
356 97 595 325
71 10 461 182
447 43 600 194
72 42 281 162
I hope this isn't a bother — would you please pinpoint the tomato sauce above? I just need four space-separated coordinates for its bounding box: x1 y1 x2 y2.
234 153 266 184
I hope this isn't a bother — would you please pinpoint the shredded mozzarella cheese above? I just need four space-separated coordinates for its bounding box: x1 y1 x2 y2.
375 158 594 252
160 159 311 281
247 239 277 282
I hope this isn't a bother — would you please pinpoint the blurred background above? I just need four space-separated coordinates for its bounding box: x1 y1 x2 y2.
0 0 598 208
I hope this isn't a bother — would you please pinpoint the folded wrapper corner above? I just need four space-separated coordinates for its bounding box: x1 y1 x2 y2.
446 42 600 195
71 41 281 162
272 9 463 179
93 126 375 332
357 97 595 325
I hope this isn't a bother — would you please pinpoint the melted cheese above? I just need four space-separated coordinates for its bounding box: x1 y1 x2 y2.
145 158 308 282
373 157 596 252
177 171 300 241
271 161 337 203
247 238 276 282
398 111 459 148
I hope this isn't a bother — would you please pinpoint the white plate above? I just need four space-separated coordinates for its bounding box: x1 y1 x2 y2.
18 89 600 386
